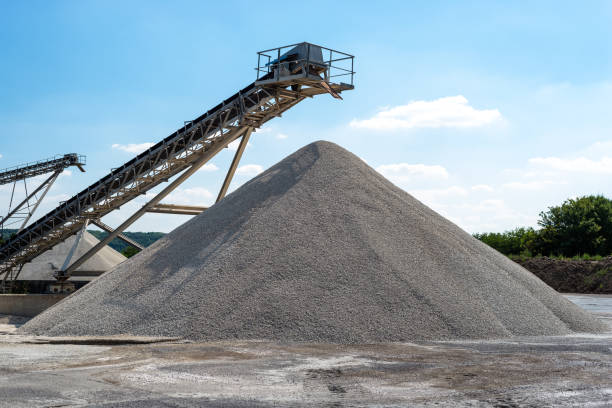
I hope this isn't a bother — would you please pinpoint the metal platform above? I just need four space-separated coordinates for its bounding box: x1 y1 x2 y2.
0 42 354 290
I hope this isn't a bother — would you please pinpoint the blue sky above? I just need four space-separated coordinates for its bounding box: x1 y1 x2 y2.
1 1 611 233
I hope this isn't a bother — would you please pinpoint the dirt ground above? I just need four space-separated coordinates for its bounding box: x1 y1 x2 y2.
516 257 612 293
0 295 610 407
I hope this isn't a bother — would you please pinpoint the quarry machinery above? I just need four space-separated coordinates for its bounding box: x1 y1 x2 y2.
0 154 86 289
0 42 354 291
0 154 86 237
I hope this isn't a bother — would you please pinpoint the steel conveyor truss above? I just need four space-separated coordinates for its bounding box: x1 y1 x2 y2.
0 154 86 235
0 42 354 289
0 154 85 186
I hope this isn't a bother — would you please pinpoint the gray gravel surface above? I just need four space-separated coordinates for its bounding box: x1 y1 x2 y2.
21 141 607 341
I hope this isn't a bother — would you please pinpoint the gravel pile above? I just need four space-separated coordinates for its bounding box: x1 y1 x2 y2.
21 141 607 342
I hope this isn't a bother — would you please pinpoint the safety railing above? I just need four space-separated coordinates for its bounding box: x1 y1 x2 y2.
256 42 354 86
0 154 86 184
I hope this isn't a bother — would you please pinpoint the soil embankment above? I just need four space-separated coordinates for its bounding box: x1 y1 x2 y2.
515 257 612 294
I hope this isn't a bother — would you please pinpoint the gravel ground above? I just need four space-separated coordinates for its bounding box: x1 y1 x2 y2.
1 327 611 407
21 141 606 341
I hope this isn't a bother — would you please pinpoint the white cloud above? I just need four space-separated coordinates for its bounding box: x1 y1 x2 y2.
227 140 240 150
255 126 273 134
254 126 287 140
502 180 564 190
454 199 538 233
241 125 289 142
349 95 502 130
515 170 560 179
584 140 612 155
164 187 214 206
0 154 3 159
60 169 72 177
411 186 468 204
376 163 449 184
528 156 612 174
112 142 155 154
227 139 252 151
471 184 494 192
473 199 506 211
236 164 264 176
198 163 219 172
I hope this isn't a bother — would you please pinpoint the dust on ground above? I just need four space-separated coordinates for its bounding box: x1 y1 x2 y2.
2 295 610 407
1 330 610 406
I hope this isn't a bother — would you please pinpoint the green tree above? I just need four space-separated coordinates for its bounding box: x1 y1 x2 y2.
535 195 612 257
88 230 165 253
121 246 140 258
474 227 537 256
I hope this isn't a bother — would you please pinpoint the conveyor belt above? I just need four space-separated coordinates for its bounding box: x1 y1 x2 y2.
0 42 354 286
0 154 85 185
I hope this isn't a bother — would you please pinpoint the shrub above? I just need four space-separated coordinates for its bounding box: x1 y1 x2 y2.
535 195 612 257
473 227 537 256
121 246 140 258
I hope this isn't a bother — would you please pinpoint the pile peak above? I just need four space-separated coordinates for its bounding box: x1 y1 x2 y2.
22 141 606 342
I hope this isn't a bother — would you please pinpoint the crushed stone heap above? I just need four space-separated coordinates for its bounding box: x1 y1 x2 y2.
21 141 607 342
17 231 126 282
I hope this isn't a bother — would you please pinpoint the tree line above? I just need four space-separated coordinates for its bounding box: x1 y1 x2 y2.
0 230 165 258
87 231 165 257
4 195 612 260
474 195 612 258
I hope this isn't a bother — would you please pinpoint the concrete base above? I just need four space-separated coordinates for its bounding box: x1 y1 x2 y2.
0 294 67 317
